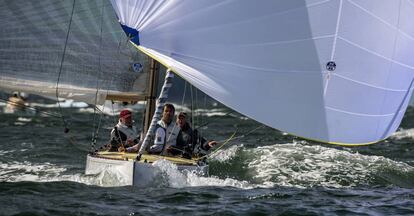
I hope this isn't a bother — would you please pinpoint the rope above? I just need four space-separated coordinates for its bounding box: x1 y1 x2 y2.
198 129 238 160
180 81 187 110
55 0 76 134
190 85 194 128
199 125 265 160
91 0 105 151
193 110 235 131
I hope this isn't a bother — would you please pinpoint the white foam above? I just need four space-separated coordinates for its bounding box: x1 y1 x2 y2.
173 105 231 117
79 101 145 116
0 158 252 188
152 159 188 188
0 150 16 156
30 99 88 108
4 142 412 189
151 159 255 189
209 144 240 162
187 174 254 189
0 160 132 187
246 143 414 188
0 161 67 182
17 117 32 122
390 128 414 140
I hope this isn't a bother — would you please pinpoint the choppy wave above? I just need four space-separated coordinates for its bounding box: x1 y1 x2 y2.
81 142 414 189
2 142 413 190
79 101 145 116
30 100 88 108
0 161 67 182
209 142 414 189
0 160 132 187
390 128 414 140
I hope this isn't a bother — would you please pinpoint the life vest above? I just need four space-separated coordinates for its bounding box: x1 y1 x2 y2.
149 120 180 154
111 120 139 146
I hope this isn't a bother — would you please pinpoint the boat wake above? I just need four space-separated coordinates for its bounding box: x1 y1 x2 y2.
208 142 414 189
0 161 67 182
1 142 413 189
0 160 134 187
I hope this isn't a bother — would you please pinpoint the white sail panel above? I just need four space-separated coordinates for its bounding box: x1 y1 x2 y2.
111 0 414 145
0 0 150 104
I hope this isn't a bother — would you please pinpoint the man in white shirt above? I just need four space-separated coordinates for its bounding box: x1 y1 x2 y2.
148 104 180 154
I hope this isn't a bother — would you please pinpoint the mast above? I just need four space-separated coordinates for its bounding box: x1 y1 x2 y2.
137 69 174 160
143 59 159 135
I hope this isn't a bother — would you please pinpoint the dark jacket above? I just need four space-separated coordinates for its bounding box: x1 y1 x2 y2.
176 123 211 158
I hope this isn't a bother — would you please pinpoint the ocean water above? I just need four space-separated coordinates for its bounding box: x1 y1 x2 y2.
0 104 413 216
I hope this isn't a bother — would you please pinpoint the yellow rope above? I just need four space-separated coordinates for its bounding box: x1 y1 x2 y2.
199 129 238 160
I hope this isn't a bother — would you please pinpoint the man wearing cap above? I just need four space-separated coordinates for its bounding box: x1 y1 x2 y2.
175 112 217 158
109 109 140 151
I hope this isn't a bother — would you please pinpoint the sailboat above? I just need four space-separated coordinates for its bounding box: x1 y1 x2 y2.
0 0 207 186
1 1 414 186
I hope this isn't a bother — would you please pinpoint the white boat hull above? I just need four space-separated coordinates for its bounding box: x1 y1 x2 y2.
85 154 208 187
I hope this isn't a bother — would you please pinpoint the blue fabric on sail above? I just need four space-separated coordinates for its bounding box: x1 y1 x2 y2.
109 0 414 145
120 24 140 45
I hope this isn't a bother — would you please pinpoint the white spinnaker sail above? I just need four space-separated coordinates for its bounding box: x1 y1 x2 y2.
112 0 414 145
0 0 150 104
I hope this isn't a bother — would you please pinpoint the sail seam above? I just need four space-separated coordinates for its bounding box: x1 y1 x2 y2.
338 36 414 70
227 34 335 48
348 0 414 42
330 0 343 61
407 0 414 8
145 0 331 35
324 0 343 96
332 73 408 92
146 46 323 74
381 78 414 139
325 106 395 117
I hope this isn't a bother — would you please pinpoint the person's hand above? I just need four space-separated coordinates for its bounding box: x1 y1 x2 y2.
127 138 134 146
208 141 217 148
118 146 126 152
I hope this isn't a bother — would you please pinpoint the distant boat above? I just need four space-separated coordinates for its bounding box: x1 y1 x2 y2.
1 0 414 186
4 92 26 114
3 92 36 116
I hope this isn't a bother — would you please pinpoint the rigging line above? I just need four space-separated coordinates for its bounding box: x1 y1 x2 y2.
200 93 207 139
91 0 105 150
198 129 238 160
190 84 194 129
110 99 128 147
195 87 199 129
193 110 236 131
109 100 124 147
110 101 117 123
55 0 76 134
114 31 133 63
199 124 265 160
181 80 188 107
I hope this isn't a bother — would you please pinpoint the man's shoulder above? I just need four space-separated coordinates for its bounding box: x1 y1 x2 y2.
156 120 164 127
